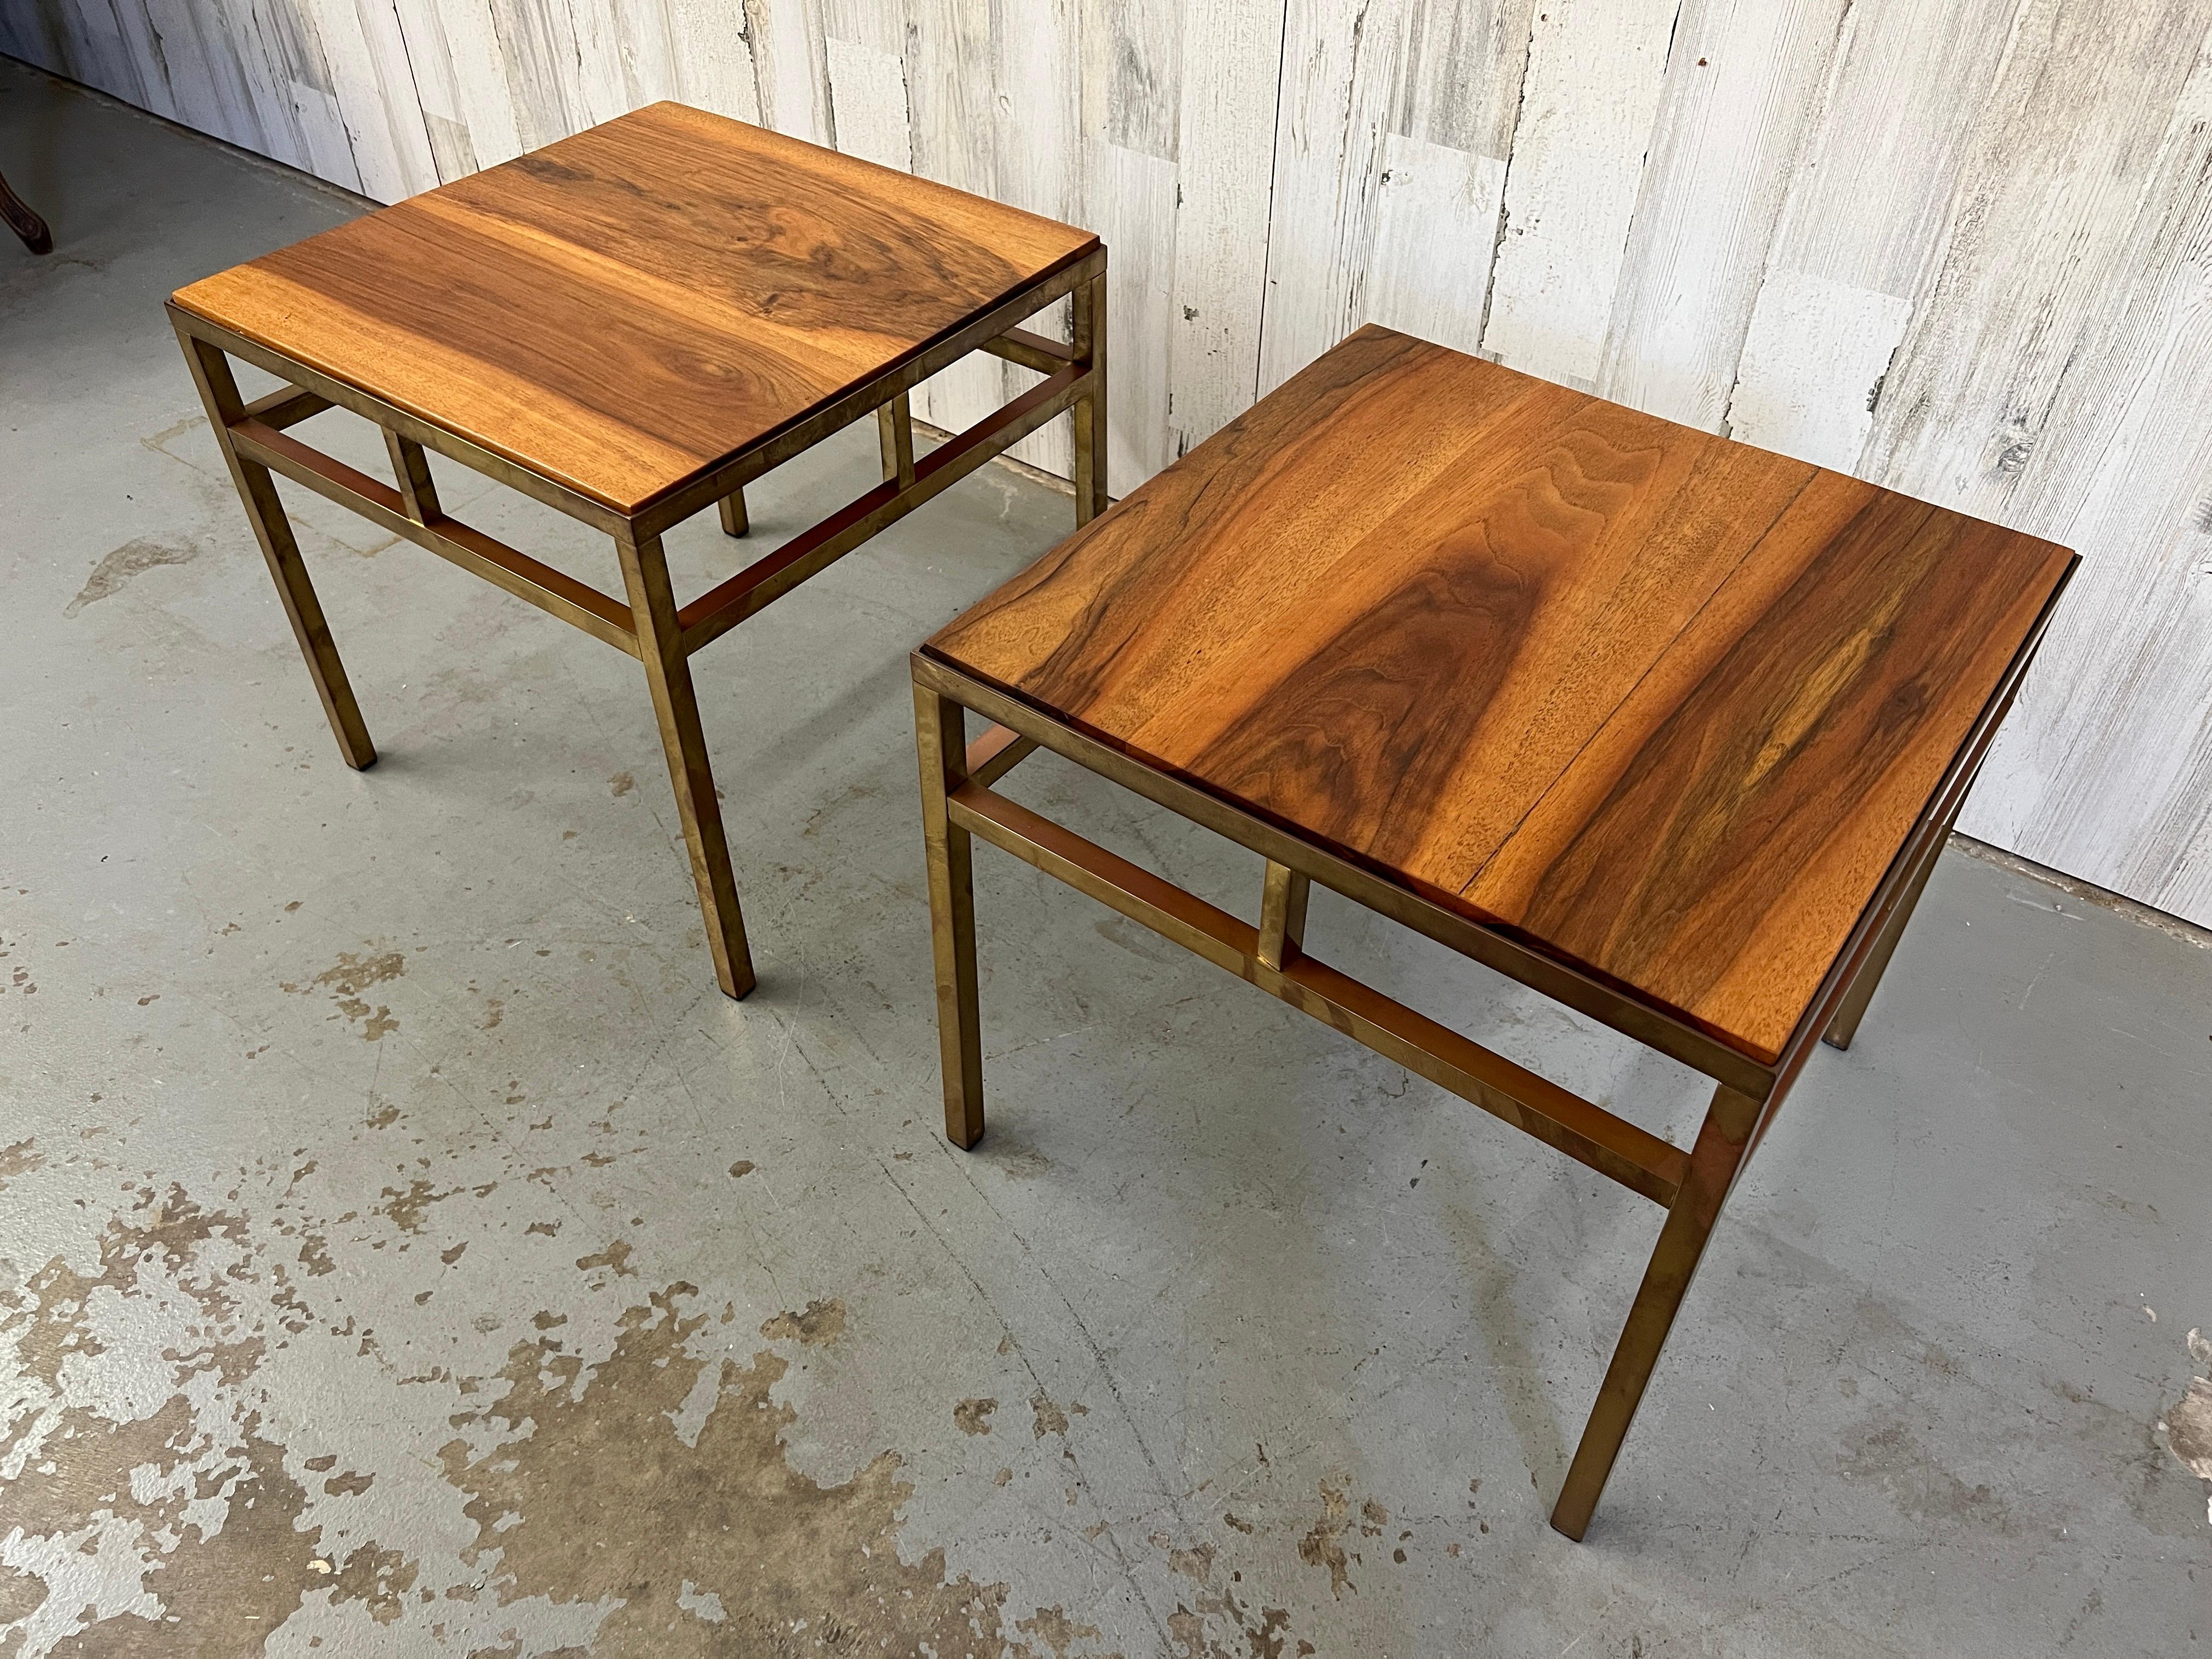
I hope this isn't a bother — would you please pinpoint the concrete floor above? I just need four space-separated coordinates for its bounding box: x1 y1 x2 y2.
4 57 2210 1657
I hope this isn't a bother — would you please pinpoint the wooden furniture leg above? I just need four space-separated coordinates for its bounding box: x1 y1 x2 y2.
614 528 757 1000
1070 274 1109 526
1 168 52 255
915 682 984 1147
177 331 376 769
1550 1085 1760 1539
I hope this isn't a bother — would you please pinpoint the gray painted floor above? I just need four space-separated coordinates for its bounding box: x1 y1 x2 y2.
4 57 2209 1657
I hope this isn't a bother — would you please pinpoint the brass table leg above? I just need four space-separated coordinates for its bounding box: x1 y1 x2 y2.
615 528 757 1000
1823 840 1942 1050
1071 274 1109 527
383 430 443 524
718 488 749 538
1824 766 1977 1050
177 331 376 770
1257 861 1310 972
916 682 984 1147
1549 1084 1759 1539
879 391 917 488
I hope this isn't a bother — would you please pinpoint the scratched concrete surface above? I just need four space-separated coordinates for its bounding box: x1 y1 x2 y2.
4 55 2210 1658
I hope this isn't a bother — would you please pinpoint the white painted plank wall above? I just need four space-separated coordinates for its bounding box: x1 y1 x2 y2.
1597 0 1847 431
8 0 2212 924
1725 0 2022 471
1479 0 1679 387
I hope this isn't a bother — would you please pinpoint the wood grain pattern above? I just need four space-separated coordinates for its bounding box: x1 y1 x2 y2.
927 326 2073 1062
169 101 1097 515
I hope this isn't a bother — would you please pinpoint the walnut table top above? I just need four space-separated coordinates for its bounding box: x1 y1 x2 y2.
926 325 2074 1065
171 102 1098 518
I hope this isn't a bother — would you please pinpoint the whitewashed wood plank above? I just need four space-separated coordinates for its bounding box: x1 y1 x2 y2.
616 0 686 106
386 0 484 180
134 0 263 151
1722 0 2021 471
287 0 426 201
558 0 665 126
230 0 363 185
1255 0 1403 394
899 0 990 190
996 0 1080 478
1085 137 1178 487
667 0 764 125
425 0 528 167
822 31 978 436
1392 0 1540 158
827 28 979 437
1082 0 1180 161
1364 131 1505 357
752 0 830 144
1163 0 1284 461
822 35 911 168
1725 269 1911 470
1599 0 1845 431
91 1 176 119
208 0 295 159
1956 32 2212 926
1764 0 2023 302
1863 0 2207 516
898 0 1011 438
819 0 899 54
7 0 150 110
476 0 588 151
228 0 371 181
1480 0 1679 387
110 2 178 119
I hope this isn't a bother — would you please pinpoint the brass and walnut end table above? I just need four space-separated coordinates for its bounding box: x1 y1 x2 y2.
912 325 2075 1538
169 101 1104 997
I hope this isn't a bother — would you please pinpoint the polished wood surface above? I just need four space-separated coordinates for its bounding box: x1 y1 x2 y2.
170 102 1097 516
927 325 2074 1063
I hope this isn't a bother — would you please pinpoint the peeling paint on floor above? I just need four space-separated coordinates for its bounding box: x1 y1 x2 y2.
436 1285 1023 1655
2164 1329 2212 1524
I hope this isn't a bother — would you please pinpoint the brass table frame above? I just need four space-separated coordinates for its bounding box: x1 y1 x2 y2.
911 558 2068 1539
168 247 1106 998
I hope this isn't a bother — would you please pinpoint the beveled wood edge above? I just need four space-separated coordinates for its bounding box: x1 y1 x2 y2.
169 302 631 533
1745 552 2079 1155
911 650 1777 1098
946 775 1691 1206
170 244 1103 537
